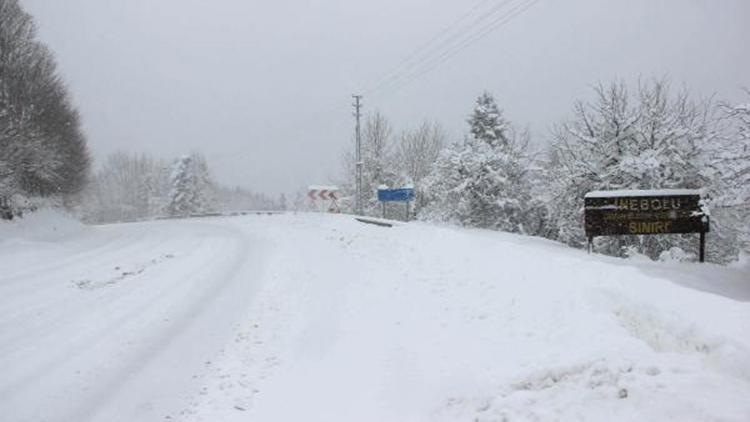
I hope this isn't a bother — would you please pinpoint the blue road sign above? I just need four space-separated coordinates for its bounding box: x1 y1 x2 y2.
377 188 415 202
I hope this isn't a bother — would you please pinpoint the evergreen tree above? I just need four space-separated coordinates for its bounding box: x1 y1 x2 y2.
166 153 214 217
468 91 509 148
421 92 536 233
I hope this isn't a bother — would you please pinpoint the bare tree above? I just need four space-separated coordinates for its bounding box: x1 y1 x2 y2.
713 89 750 255
362 110 395 189
396 120 445 186
79 152 167 223
340 110 398 214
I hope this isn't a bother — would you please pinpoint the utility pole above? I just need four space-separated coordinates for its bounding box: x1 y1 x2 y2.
352 94 363 215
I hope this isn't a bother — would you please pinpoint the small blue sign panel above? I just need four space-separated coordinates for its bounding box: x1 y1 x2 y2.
377 188 415 202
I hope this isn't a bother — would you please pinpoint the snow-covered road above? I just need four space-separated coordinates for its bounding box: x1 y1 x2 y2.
1 212 749 421
1 215 267 421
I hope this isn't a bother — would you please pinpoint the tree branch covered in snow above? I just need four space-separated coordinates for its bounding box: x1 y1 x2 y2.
546 78 743 262
420 92 545 234
0 0 90 217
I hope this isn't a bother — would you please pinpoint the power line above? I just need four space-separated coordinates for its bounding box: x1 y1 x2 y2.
209 0 541 172
364 0 500 94
366 0 540 99
364 0 517 96
382 0 540 97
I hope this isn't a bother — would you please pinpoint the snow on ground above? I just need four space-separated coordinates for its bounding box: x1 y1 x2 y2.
1 212 749 421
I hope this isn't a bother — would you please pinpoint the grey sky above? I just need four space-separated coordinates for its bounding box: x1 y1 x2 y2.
22 0 750 196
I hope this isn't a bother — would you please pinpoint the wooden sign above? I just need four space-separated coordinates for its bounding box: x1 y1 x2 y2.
584 189 709 262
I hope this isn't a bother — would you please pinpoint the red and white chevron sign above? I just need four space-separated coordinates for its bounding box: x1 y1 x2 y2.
308 186 339 201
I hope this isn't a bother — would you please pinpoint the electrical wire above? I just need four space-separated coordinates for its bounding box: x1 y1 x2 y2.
381 0 540 97
365 0 540 99
364 0 518 96
364 0 504 95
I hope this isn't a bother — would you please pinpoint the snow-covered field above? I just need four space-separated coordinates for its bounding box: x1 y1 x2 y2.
1 212 749 421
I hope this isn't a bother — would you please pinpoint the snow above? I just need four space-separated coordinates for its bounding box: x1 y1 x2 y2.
1 212 749 421
585 189 703 198
308 185 339 191
0 208 85 240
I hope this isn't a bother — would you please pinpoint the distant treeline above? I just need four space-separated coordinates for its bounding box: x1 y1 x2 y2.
75 151 280 224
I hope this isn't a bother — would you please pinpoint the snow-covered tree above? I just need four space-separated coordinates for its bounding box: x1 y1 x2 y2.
396 121 445 185
547 79 728 260
0 0 89 216
77 152 169 223
78 151 280 222
395 120 445 212
469 91 509 148
710 90 750 257
166 153 215 217
421 92 537 233
341 111 401 215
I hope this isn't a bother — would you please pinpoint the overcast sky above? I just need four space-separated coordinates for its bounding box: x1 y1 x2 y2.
22 0 750 196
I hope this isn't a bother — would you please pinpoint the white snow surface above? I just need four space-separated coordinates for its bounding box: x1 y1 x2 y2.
1 212 749 421
585 189 703 198
308 185 339 191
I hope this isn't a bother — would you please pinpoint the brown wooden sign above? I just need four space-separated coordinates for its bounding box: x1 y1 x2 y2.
584 190 709 261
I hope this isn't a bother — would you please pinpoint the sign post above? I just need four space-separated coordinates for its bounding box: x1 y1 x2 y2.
377 188 415 221
584 189 709 262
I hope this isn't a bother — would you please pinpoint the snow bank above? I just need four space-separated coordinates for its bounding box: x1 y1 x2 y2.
585 189 702 198
178 214 750 422
0 208 86 242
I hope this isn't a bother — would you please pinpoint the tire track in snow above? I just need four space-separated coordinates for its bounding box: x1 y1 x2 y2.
0 228 200 353
1 225 149 284
0 219 269 422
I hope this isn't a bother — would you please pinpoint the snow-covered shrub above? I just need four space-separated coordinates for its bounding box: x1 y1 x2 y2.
658 247 695 263
420 138 530 231
623 245 651 262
